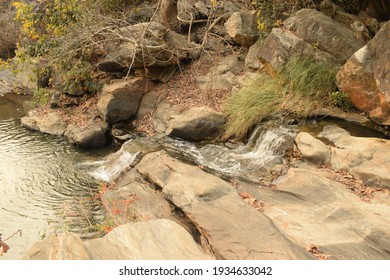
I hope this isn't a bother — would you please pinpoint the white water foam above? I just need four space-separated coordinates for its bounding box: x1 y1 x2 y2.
85 146 139 182
166 125 296 181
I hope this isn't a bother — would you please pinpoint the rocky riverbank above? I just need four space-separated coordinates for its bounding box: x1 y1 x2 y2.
2 0 390 260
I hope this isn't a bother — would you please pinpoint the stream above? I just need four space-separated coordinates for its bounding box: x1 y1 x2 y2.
0 94 113 260
1 93 387 260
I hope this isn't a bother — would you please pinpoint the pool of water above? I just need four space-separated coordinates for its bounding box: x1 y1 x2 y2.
0 94 113 259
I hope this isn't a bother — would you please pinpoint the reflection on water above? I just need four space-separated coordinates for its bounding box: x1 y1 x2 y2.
0 95 112 259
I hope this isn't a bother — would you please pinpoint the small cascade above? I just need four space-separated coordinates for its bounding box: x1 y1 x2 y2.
164 125 297 182
87 125 297 184
87 145 140 182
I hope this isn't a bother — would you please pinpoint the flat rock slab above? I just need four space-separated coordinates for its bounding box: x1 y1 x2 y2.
319 125 390 189
266 167 390 259
84 219 211 260
136 151 312 260
21 110 68 136
24 219 210 260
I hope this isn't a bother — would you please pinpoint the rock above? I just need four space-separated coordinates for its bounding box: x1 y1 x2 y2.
0 62 36 95
99 22 200 71
194 1 209 17
25 220 212 260
265 167 390 259
318 125 390 189
0 10 18 59
320 0 370 42
134 65 178 83
64 121 108 148
224 11 259 46
178 0 200 23
126 1 155 23
85 220 212 260
48 90 62 109
196 55 243 91
336 22 390 125
101 169 176 224
23 232 89 260
97 77 153 124
21 110 68 136
136 151 313 260
136 90 165 117
152 100 176 134
244 41 264 70
166 107 226 141
255 28 336 69
295 132 331 165
357 11 380 34
284 9 366 63
313 107 371 125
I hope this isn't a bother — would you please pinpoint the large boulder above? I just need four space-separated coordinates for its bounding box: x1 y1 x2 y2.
253 27 337 69
336 22 390 125
251 8 366 70
166 107 226 141
252 8 366 70
97 77 153 124
224 11 259 46
283 9 366 63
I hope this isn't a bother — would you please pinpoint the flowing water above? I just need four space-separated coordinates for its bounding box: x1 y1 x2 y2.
91 125 298 184
0 95 113 260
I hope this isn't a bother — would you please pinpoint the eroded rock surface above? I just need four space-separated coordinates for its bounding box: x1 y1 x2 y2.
336 22 390 125
136 151 313 260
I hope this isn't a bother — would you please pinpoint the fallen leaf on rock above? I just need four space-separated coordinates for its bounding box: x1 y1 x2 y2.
306 244 332 260
240 192 264 211
240 192 250 199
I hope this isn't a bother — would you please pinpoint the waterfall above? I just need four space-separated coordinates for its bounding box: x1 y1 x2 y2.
87 125 296 183
87 145 140 182
165 125 297 182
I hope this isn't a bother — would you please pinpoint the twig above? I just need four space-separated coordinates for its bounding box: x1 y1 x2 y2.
2 229 22 242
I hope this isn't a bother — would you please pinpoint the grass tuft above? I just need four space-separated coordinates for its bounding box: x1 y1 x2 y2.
223 56 339 139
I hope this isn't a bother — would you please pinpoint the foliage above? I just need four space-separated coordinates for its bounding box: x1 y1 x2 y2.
11 0 141 102
331 91 353 111
223 56 338 139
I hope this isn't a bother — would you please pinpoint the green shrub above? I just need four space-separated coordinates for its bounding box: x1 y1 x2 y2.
331 91 353 111
223 56 338 139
